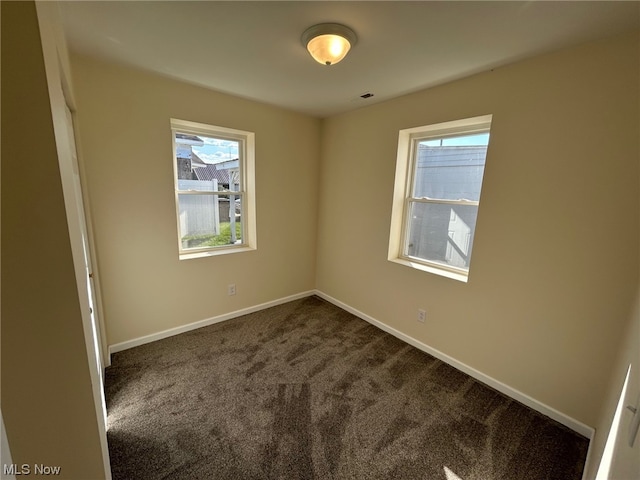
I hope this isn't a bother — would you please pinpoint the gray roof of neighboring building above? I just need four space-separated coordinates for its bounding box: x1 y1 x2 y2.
175 133 203 143
193 164 231 185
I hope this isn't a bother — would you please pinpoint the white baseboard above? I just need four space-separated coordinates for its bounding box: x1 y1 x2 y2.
107 288 594 441
314 290 595 440
108 291 315 355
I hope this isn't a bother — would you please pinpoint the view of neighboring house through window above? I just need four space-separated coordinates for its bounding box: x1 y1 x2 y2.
388 115 492 282
171 119 256 258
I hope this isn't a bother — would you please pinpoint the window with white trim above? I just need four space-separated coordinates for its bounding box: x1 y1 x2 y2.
388 115 492 282
171 119 256 260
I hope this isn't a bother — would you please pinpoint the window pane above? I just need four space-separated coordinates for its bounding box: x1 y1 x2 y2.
179 194 242 250
413 133 488 201
406 202 478 269
175 131 240 193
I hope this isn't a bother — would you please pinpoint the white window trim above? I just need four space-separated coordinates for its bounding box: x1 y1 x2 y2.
388 114 492 283
171 118 257 260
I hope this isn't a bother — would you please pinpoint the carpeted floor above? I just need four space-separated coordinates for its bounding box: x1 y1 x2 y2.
105 296 589 479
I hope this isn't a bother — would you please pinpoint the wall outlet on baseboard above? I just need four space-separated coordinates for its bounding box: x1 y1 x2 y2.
228 284 236 296
417 309 426 323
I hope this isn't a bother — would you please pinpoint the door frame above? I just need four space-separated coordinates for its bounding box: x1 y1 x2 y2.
35 2 112 478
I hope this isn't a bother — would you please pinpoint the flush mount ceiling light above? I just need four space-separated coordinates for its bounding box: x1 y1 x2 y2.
301 23 357 66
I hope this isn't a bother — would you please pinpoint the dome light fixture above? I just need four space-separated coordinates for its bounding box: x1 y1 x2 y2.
301 23 357 66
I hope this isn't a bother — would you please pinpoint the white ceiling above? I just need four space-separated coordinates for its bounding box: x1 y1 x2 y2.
59 1 640 118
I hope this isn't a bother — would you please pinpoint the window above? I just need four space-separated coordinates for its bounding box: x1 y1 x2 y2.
171 119 256 259
388 115 492 282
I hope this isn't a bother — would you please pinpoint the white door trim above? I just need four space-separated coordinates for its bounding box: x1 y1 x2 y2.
35 2 112 478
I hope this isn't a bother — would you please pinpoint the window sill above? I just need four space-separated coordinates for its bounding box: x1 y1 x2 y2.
388 256 468 283
179 245 256 261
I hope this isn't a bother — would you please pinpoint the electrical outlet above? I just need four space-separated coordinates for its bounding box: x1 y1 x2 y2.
228 284 236 296
417 309 426 323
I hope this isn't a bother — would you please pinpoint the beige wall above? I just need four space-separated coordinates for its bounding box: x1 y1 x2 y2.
587 58 640 476
316 31 639 429
71 56 321 346
1 2 106 478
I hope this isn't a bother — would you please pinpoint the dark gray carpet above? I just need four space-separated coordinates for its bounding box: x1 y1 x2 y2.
105 296 589 479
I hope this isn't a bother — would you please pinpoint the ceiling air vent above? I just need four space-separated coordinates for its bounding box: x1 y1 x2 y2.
350 92 376 103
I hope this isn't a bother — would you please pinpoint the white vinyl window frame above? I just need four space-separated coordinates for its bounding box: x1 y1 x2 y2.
388 114 492 282
171 119 256 260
